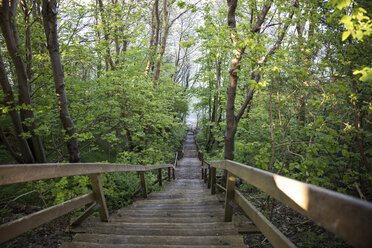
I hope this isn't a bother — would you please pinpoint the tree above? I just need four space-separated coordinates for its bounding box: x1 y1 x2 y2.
224 0 295 160
42 0 81 162
0 0 46 163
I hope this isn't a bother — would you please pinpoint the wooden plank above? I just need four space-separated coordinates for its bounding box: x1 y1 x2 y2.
211 167 216 195
89 174 109 222
71 203 100 227
207 165 211 189
210 160 372 248
139 171 147 198
234 190 296 248
0 193 94 244
216 183 226 192
0 163 173 186
224 172 236 222
158 168 162 186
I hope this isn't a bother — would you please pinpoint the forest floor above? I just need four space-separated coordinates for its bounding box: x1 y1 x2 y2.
241 195 352 248
0 213 72 248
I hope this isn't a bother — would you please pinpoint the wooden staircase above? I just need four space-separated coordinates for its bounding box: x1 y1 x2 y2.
61 132 246 247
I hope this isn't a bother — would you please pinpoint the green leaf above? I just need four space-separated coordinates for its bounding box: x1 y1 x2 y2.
332 0 351 10
342 30 351 41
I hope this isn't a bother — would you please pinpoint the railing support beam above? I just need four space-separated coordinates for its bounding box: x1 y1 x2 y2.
139 171 147 198
211 167 216 194
89 174 109 222
224 171 236 222
158 168 162 186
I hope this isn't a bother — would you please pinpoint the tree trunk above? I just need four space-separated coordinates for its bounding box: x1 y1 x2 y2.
42 0 81 163
0 51 35 163
0 0 46 163
224 0 242 160
145 0 159 75
153 0 169 84
97 0 115 71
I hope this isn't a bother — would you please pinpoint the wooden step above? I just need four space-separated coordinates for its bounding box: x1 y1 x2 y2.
71 233 245 246
78 221 236 230
134 195 219 204
115 210 224 218
128 201 222 209
71 224 238 236
116 208 224 215
61 242 243 248
110 216 224 223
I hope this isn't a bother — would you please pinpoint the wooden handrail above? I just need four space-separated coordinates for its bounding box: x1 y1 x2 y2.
208 160 372 248
0 163 173 186
0 162 176 244
0 193 95 244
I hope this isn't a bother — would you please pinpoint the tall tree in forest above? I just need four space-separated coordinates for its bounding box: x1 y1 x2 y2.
145 0 160 76
42 0 81 162
0 0 46 163
224 0 295 160
97 0 115 71
0 51 35 163
153 0 199 84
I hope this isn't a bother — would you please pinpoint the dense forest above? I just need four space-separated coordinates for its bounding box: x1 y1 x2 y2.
0 0 371 247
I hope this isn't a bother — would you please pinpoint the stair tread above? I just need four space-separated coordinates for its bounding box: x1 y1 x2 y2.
72 233 245 246
61 241 245 248
62 133 247 247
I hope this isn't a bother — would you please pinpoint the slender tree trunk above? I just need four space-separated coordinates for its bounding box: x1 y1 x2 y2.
97 0 115 71
224 0 243 160
0 0 46 163
42 0 81 163
145 0 159 75
21 0 33 84
154 0 169 84
0 51 35 163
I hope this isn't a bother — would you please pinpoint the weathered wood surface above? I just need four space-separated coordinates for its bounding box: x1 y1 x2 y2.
62 132 246 247
89 174 109 221
0 193 94 244
235 190 296 248
224 171 236 222
0 163 173 186
210 160 372 248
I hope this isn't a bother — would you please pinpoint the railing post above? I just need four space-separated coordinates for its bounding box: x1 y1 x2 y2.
224 171 236 222
204 167 207 183
167 167 171 181
158 168 162 186
200 151 204 179
139 171 147 198
89 174 109 222
207 165 211 189
211 167 216 195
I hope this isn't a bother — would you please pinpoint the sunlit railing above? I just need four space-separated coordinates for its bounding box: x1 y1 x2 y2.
197 148 372 248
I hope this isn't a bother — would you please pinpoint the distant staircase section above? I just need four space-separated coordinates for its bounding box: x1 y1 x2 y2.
62 131 246 247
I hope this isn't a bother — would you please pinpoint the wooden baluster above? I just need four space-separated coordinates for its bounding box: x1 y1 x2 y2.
224 171 236 222
207 165 211 188
167 167 171 181
158 168 162 186
204 168 207 183
89 174 109 222
211 167 216 194
200 151 204 179
139 171 147 198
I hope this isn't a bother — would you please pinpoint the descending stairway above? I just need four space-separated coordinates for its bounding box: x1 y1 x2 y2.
61 131 246 247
